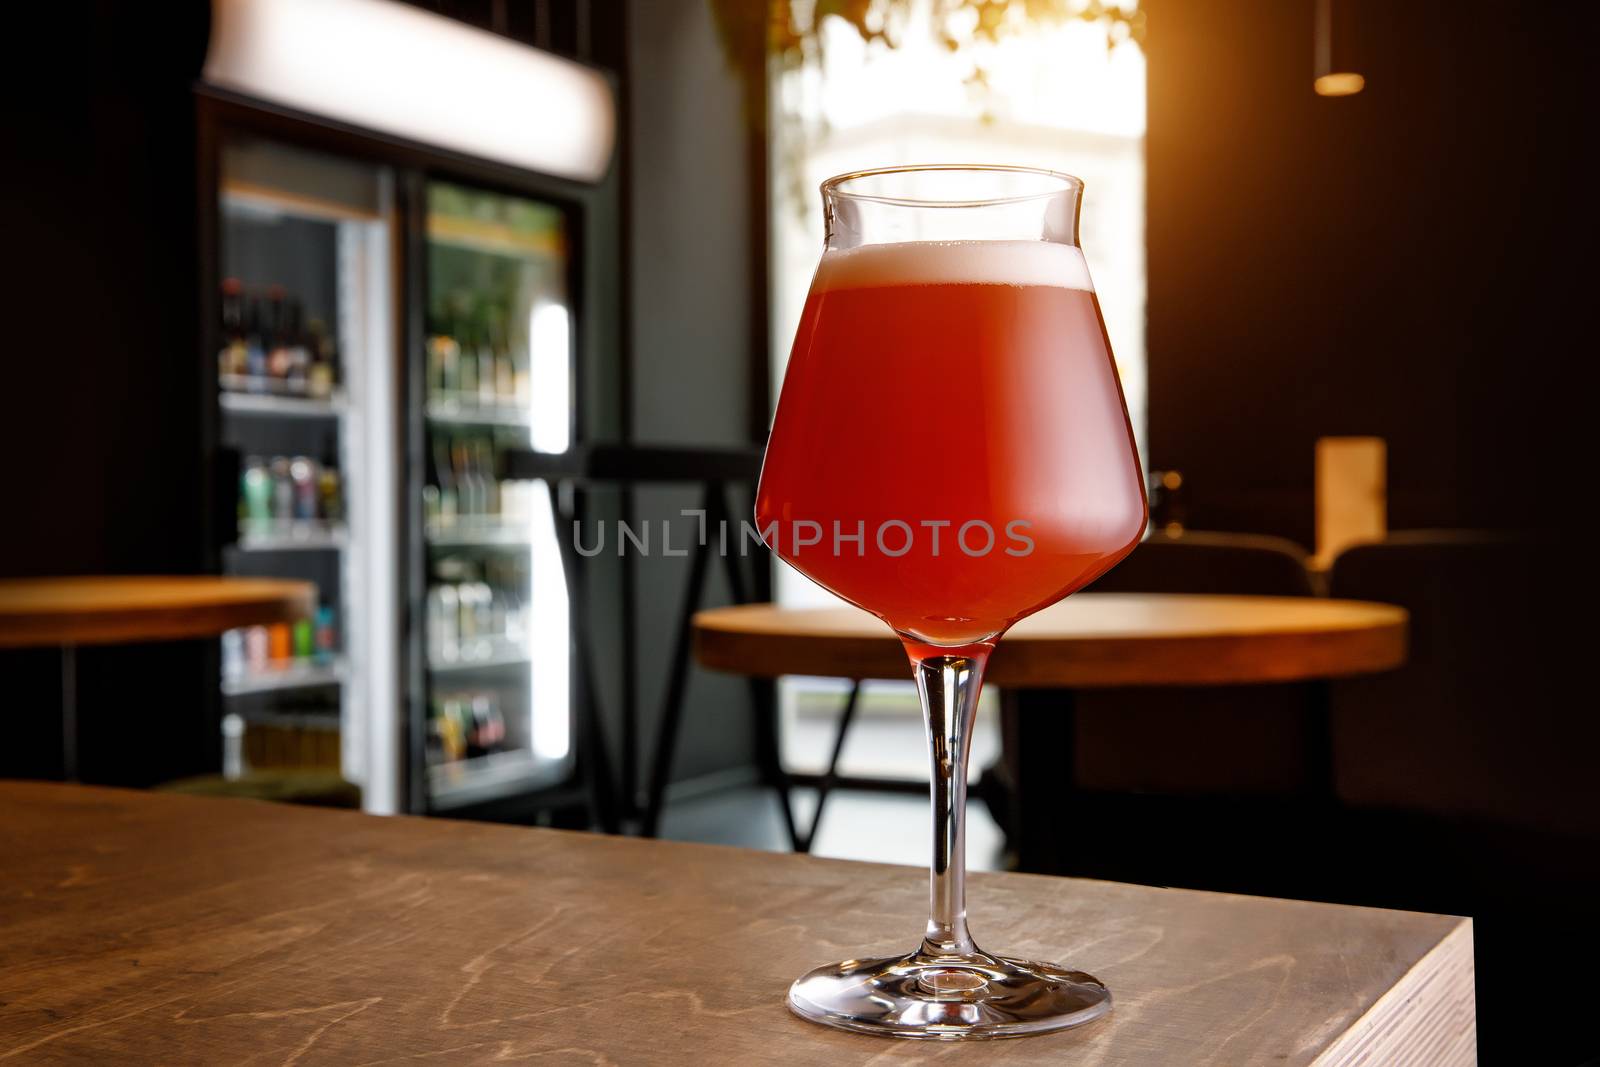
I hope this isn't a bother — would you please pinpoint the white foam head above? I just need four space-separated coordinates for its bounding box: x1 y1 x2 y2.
813 239 1094 293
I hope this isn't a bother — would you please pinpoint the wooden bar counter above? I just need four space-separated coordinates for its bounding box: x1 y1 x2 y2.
0 784 1475 1064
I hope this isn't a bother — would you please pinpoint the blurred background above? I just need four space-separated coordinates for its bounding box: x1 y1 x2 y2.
1 1 1593 1060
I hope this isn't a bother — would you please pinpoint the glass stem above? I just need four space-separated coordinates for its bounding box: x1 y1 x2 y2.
914 651 987 959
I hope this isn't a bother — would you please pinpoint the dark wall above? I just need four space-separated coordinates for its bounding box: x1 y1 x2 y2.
1 2 216 785
3 2 210 578
1144 0 1591 545
622 0 764 790
1141 12 1594 1059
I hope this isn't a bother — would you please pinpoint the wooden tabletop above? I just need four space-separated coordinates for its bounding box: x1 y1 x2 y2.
0 783 1473 1064
695 593 1408 687
0 575 314 649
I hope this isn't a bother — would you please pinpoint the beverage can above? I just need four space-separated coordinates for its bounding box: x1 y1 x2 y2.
270 458 293 522
268 623 291 664
242 458 273 525
290 457 318 521
314 605 337 664
244 625 269 675
292 617 314 659
318 466 342 522
220 629 244 682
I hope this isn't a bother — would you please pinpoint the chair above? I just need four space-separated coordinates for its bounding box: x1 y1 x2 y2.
1088 529 1321 598
1329 530 1596 840
1070 530 1321 794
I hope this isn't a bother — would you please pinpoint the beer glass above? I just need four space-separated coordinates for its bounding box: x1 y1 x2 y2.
757 165 1146 1039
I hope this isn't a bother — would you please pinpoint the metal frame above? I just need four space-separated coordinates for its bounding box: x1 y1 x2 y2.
785 680 862 854
506 444 779 839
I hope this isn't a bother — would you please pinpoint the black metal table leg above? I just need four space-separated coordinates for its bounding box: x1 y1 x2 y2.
1305 679 1337 802
60 644 78 781
639 485 718 838
752 675 803 851
545 479 620 834
792 680 861 853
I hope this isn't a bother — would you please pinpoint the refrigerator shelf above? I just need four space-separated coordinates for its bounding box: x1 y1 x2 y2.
425 523 532 547
427 749 569 810
223 658 348 696
221 389 347 419
236 521 348 552
425 396 533 427
428 636 529 674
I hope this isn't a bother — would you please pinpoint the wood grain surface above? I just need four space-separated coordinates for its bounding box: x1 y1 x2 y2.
0 784 1473 1065
694 593 1408 687
0 576 314 649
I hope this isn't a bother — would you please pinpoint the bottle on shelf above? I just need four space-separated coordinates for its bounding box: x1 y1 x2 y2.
431 698 465 763
284 299 311 396
317 451 342 524
265 286 292 383
268 622 291 664
449 437 475 519
292 617 314 660
491 309 516 405
289 456 317 521
314 606 338 666
469 692 506 754
269 457 294 521
425 299 457 403
428 321 460 400
218 278 248 380
306 316 338 399
428 581 460 663
422 482 441 529
241 456 272 527
221 628 245 682
431 437 458 528
476 437 501 517
244 296 268 383
245 625 269 673
458 316 480 400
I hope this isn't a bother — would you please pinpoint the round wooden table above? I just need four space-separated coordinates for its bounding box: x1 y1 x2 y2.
692 593 1408 856
694 593 1408 687
0 576 315 778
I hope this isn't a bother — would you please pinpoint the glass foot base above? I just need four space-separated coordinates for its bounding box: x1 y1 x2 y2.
787 949 1111 1040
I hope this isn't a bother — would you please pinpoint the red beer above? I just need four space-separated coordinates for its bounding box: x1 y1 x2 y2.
756 240 1146 647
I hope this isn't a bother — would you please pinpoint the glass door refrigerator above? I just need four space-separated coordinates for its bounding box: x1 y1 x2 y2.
197 52 616 818
417 181 576 812
208 135 401 811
